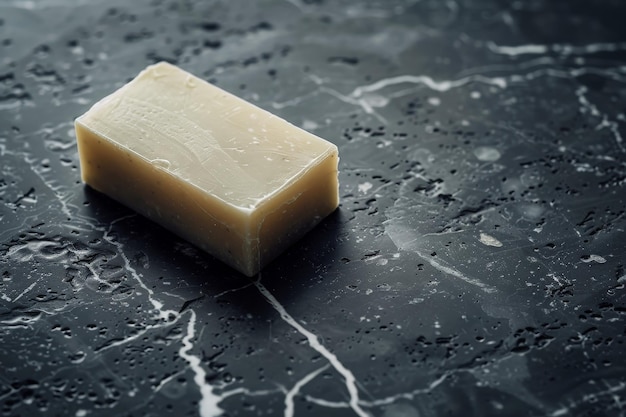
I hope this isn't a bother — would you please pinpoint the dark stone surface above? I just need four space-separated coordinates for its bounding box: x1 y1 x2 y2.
1 1 625 416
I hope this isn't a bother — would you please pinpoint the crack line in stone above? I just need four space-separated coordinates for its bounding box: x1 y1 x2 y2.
93 321 175 353
254 277 371 417
284 365 329 417
152 369 186 393
360 372 448 407
220 386 282 399
351 74 508 97
384 221 498 293
487 41 626 56
101 218 224 417
576 85 625 153
304 372 448 408
179 309 224 417
11 280 38 302
550 380 626 417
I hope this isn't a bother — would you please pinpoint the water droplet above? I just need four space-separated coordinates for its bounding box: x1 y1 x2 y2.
151 158 171 169
581 254 607 264
68 351 86 364
473 146 501 161
479 232 503 247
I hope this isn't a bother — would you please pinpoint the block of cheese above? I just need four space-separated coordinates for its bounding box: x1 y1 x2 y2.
75 62 339 276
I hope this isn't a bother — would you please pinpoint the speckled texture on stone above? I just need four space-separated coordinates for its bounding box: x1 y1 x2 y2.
1 1 625 416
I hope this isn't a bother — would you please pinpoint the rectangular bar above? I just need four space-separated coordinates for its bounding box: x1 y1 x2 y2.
75 62 339 276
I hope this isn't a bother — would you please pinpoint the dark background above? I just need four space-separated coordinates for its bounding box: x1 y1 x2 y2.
1 1 625 416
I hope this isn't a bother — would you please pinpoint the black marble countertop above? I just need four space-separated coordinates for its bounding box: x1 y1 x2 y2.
1 1 625 416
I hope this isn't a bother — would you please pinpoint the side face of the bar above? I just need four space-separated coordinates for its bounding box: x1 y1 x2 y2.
75 122 254 275
251 149 339 273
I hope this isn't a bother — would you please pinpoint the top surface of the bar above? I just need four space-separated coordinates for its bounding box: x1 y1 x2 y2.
77 62 337 210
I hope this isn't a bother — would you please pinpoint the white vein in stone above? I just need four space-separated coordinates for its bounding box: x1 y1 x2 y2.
350 74 508 98
384 221 498 293
284 365 329 417
11 280 38 302
576 85 625 153
103 218 178 321
271 73 389 124
152 370 186 393
25 153 74 220
93 322 174 353
254 278 371 417
179 310 224 417
220 386 282 399
363 372 448 406
349 65 626 107
421 250 497 292
275 64 626 132
271 91 318 110
550 380 626 417
322 86 388 125
304 372 448 408
487 42 548 56
212 282 254 299
102 218 223 417
487 41 626 56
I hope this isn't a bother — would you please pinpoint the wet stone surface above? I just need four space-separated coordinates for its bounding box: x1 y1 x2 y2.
1 0 626 416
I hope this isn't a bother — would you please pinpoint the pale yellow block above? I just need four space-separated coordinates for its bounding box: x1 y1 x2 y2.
75 62 339 276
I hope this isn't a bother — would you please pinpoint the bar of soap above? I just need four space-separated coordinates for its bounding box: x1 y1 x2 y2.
75 62 339 277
